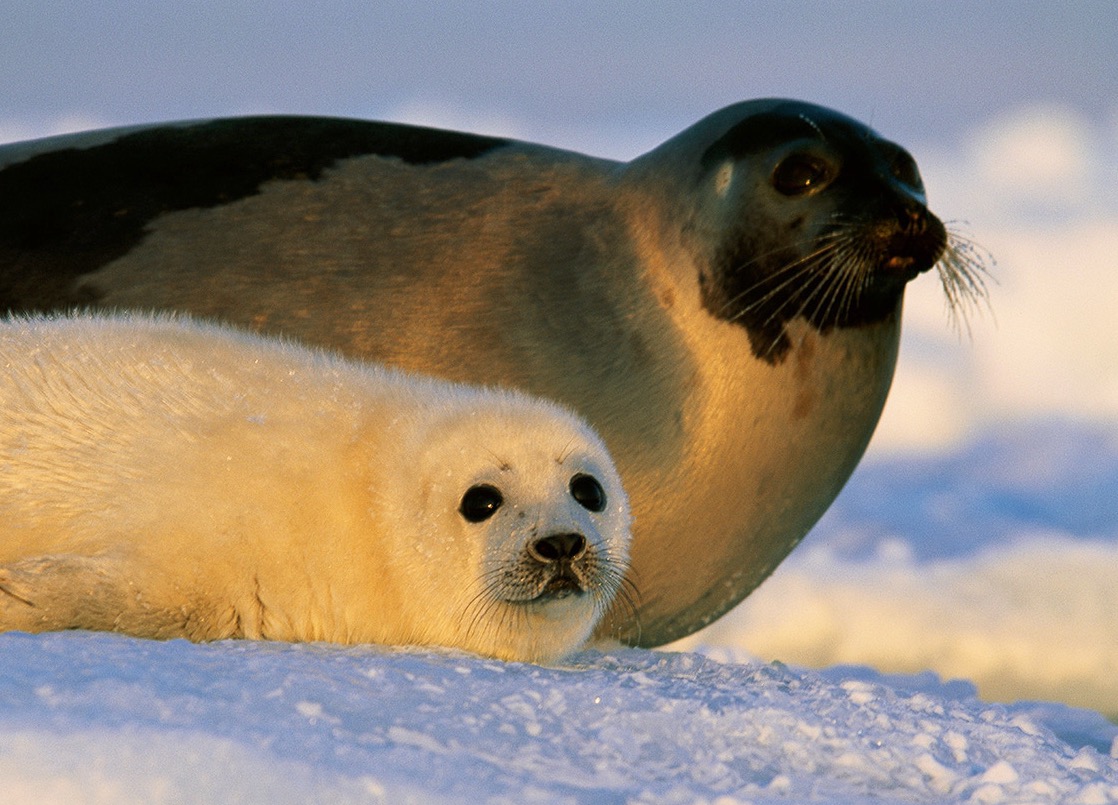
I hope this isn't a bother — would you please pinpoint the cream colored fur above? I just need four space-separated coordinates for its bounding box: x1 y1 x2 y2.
0 313 630 663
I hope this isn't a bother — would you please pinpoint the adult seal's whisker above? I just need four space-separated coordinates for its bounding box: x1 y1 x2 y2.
934 227 996 336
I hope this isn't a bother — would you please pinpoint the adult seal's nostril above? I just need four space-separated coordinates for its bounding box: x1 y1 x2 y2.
896 202 928 235
531 533 587 563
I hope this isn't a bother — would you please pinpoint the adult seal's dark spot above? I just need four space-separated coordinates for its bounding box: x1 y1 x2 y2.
0 117 509 308
0 99 987 646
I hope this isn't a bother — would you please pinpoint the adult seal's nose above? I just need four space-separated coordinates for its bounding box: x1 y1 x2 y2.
531 533 587 562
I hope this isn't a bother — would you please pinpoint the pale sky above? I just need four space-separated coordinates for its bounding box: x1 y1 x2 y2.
3 1 1115 154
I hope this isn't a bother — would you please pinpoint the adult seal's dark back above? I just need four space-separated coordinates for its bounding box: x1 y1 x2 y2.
0 98 986 646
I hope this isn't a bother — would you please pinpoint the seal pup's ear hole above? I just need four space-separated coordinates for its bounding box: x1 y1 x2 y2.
459 484 504 523
771 153 834 197
569 473 606 513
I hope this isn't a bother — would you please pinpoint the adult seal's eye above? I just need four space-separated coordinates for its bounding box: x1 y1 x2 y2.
460 484 503 522
569 473 606 512
772 154 833 196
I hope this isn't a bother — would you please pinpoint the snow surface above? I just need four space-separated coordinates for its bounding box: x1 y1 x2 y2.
1 632 1116 805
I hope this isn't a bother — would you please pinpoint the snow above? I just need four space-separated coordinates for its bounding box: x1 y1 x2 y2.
1 633 1115 805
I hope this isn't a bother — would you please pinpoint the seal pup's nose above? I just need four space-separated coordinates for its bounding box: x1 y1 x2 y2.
531 533 587 562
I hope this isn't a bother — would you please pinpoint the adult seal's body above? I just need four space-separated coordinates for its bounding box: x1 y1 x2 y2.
0 314 632 663
0 99 985 645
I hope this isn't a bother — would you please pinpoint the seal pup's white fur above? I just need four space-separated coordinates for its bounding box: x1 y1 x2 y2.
0 313 631 663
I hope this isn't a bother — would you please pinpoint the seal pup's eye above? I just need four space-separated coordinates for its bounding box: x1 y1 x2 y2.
772 154 833 196
569 473 606 513
460 484 504 522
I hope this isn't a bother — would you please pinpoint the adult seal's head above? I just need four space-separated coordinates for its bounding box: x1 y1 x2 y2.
0 99 988 647
623 98 984 363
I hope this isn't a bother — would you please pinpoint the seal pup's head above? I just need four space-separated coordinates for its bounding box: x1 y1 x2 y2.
632 98 989 363
388 389 632 664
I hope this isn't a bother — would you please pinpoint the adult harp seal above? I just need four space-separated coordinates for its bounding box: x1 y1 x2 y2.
0 98 987 645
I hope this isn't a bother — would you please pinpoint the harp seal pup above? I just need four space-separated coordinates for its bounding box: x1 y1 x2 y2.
0 313 631 664
0 98 988 645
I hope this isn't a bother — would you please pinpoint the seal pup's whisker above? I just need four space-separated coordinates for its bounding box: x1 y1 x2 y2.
555 437 580 466
594 569 642 645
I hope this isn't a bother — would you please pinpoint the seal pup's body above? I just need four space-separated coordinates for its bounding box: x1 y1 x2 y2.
0 314 631 663
0 99 984 644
